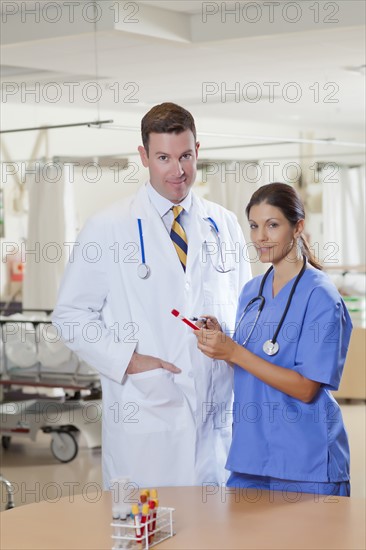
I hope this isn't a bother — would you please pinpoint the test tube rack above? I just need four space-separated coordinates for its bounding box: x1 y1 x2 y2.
111 507 175 549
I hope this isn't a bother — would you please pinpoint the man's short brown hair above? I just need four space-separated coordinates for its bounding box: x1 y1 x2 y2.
141 102 197 154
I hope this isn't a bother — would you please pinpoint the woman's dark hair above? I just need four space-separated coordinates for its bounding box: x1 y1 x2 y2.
246 182 322 270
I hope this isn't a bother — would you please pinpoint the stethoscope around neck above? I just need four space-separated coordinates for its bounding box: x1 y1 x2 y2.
235 255 307 356
136 216 232 279
205 217 233 273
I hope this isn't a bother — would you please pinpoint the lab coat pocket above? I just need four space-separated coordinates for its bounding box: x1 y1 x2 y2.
202 266 237 307
124 369 189 434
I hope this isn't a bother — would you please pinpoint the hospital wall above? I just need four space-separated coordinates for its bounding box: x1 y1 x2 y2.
1 101 365 299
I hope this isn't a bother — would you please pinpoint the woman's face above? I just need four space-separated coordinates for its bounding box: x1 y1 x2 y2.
248 202 303 265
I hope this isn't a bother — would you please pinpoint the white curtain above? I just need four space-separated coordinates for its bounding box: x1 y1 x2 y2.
205 161 274 275
206 161 264 236
322 166 366 267
23 163 76 310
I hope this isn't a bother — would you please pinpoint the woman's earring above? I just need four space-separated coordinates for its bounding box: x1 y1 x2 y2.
297 236 303 258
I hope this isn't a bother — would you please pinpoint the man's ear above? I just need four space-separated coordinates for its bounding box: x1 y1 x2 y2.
138 145 149 168
195 141 200 159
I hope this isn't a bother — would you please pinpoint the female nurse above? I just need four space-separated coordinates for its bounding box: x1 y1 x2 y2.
195 182 352 497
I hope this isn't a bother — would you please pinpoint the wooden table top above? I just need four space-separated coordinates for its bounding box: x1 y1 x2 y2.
1 486 365 549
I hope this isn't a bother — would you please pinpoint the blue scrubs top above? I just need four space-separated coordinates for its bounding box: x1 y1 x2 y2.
226 266 352 483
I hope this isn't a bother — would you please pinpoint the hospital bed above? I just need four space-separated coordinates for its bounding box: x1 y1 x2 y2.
0 310 102 462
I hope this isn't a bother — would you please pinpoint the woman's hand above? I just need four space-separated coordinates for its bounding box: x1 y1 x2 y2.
194 315 222 331
193 325 237 362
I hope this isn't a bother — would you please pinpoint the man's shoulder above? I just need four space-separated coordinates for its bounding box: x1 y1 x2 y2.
86 195 134 226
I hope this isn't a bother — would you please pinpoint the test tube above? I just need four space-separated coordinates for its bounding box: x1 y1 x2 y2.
110 477 131 519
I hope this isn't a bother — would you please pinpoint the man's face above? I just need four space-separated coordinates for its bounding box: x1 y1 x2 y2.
138 130 200 203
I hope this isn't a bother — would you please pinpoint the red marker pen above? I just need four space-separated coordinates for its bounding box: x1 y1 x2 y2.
171 309 200 330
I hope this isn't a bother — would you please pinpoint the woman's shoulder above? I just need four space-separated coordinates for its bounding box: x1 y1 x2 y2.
302 267 353 332
240 265 343 303
302 267 344 306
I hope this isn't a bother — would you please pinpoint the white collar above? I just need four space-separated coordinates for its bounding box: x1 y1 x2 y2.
146 181 193 217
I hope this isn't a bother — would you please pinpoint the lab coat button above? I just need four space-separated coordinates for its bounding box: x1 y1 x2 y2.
185 282 191 290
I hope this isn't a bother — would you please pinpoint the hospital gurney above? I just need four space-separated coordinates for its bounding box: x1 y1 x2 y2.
0 310 102 463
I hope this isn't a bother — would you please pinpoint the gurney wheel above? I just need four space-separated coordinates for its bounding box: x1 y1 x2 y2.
1 436 11 450
50 430 78 463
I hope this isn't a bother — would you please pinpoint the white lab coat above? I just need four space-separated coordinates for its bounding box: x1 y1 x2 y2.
53 185 251 487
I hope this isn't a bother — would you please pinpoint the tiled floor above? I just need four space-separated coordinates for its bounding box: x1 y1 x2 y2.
1 403 365 510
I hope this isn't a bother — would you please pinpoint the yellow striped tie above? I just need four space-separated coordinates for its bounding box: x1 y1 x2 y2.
170 205 188 271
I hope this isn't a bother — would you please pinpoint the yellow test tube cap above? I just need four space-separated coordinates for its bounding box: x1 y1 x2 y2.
141 503 149 515
131 504 140 516
150 489 158 499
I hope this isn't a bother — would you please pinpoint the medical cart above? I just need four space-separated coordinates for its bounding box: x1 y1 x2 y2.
0 310 102 463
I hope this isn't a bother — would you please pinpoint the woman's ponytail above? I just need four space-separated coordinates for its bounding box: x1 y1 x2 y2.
299 235 323 270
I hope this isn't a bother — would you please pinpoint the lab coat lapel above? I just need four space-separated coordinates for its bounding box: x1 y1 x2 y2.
129 185 186 276
186 194 212 272
130 184 152 221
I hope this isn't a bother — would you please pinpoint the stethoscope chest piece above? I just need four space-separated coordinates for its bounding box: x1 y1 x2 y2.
236 255 307 355
263 339 279 356
137 263 151 279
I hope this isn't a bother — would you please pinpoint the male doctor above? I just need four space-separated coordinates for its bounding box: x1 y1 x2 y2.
53 103 251 488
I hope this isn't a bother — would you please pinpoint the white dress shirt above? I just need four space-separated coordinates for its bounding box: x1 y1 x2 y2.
146 181 192 238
